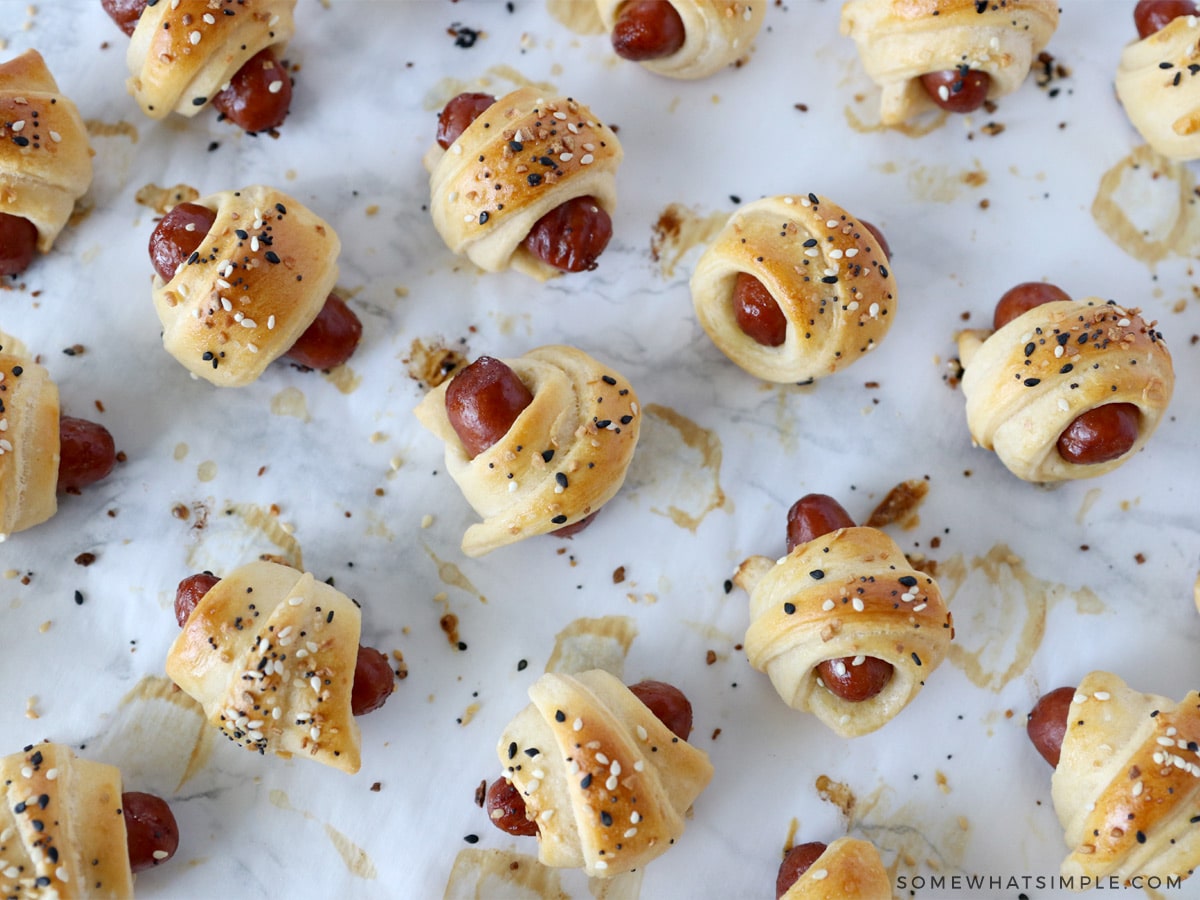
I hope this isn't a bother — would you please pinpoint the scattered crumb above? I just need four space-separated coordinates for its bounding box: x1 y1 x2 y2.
74 553 96 566
1135 553 1146 564
474 780 486 807
421 514 434 529
391 649 409 680
711 728 721 740
25 696 39 720
612 566 626 584
706 650 717 665
38 620 51 633
371 782 382 793
866 478 929 529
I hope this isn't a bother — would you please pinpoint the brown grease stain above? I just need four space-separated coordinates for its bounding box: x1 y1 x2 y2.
817 779 970 887
267 791 376 879
938 544 1105 691
443 847 569 898
407 338 468 388
425 546 487 602
643 404 730 531
866 478 929 530
134 182 199 214
903 164 988 203
270 386 310 421
225 503 305 570
844 105 948 137
783 817 800 854
85 119 139 142
546 615 637 678
323 364 361 395
650 203 731 279
458 701 482 726
546 0 605 34
1092 144 1200 265
119 675 211 791
439 611 461 649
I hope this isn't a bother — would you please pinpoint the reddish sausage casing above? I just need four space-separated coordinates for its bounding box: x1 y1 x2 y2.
122 791 180 873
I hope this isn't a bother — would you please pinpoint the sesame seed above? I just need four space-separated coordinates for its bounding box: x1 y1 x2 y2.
822 599 835 611
811 869 828 881
851 597 864 612
573 718 583 731
1094 691 1111 701
268 80 284 94
190 30 202 44
580 154 594 165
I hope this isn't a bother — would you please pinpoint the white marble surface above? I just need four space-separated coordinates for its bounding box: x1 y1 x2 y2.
1 1 1199 898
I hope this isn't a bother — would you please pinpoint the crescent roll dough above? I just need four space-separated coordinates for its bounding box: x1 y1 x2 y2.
957 299 1174 482
593 0 766 79
0 50 93 254
690 194 895 383
425 88 622 281
0 743 133 899
738 525 952 738
125 0 295 121
1115 15 1200 160
781 837 891 900
1051 671 1200 885
151 185 341 387
166 560 363 774
414 345 641 557
496 670 713 877
840 0 1059 125
0 341 60 541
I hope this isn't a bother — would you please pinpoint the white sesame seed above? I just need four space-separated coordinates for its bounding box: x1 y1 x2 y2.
233 310 244 322
553 111 567 120
822 599 835 611
1073 692 1088 703
913 603 928 612
633 760 644 772
508 481 518 493
45 768 57 781
463 214 474 223
811 869 828 881
624 827 638 838
851 597 864 612
567 123 579 134
250 236 260 252
247 343 259 354
636 725 648 741
241 318 257 329
310 726 321 741
1132 781 1144 796
1117 318 1131 327
152 849 170 860
273 707 282 720
580 154 594 165
869 302 881 318
268 80 283 94
581 142 594 151
526 778 540 793
11 120 24 132
49 130 61 142
20 767 31 778
606 775 618 790
452 144 462 155
1094 691 1111 701
1158 736 1176 746
203 12 215 23
901 592 915 602
833 661 847 677
189 30 201 44
845 247 859 257
611 760 621 776
573 718 583 731
220 297 232 311
247 730 264 742
938 85 950 101
594 861 608 870
560 152 573 162
540 808 555 821
829 249 843 259
310 676 322 692
267 315 276 330
56 866 69 883
595 752 608 765
288 596 303 606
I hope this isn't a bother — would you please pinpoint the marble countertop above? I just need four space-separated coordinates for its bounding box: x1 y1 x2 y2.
2 2 1199 898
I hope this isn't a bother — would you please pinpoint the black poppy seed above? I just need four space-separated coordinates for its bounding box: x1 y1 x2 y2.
326 610 335 623
595 419 611 429
912 652 922 666
821 275 838 284
555 710 565 722
601 375 617 385
13 802 25 814
555 473 568 488
524 747 539 757
600 811 613 826
551 514 568 524
1024 342 1036 357
464 834 479 844
37 794 48 809
580 773 593 789
809 569 825 580
31 819 43 832
802 238 818 248
264 250 281 264
275 203 286 215
899 575 917 587
619 415 633 425
541 449 555 463
478 211 489 225
879 265 889 277
508 742 517 759
1137 831 1147 843
808 192 818 204
235 229 248 239
1059 363 1074 374
74 590 84 606
35 877 50 888
1024 378 1041 387
783 602 796 615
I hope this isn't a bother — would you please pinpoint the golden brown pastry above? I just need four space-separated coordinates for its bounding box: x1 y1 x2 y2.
0 342 60 541
0 50 93 275
151 185 341 387
594 0 766 79
124 0 295 122
1 743 132 898
690 194 895 383
1116 12 1200 160
739 520 951 738
1051 671 1200 885
495 670 713 877
413 345 640 557
957 298 1174 482
840 0 1059 125
425 87 622 281
166 560 363 773
778 837 891 900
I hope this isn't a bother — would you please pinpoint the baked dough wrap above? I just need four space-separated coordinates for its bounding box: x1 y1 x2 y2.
739 526 951 738
690 194 895 383
166 560 363 774
413 345 640 557
593 0 766 80
125 0 295 121
1115 15 1200 160
957 298 1174 482
425 87 622 281
780 837 891 900
0 743 133 899
0 343 60 541
0 50 93 253
151 185 341 387
1051 671 1200 885
839 0 1059 125
496 670 713 877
